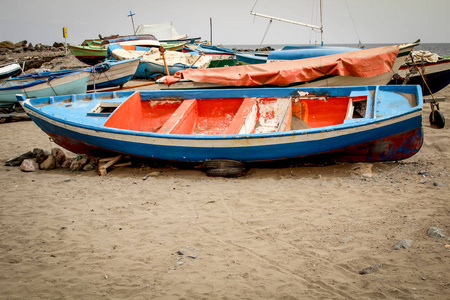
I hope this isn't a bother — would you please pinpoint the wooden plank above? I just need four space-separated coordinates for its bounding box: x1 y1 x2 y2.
226 97 257 134
424 96 445 103
98 155 123 176
157 99 197 134
276 97 293 132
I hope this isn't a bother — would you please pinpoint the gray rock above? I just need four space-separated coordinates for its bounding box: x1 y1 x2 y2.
83 163 95 171
33 148 49 164
52 148 66 166
40 155 56 170
15 40 27 48
427 227 446 238
393 238 412 250
176 246 198 259
70 155 89 171
0 41 15 49
359 263 382 275
60 158 73 168
83 157 96 171
19 158 39 172
5 151 33 166
433 182 444 187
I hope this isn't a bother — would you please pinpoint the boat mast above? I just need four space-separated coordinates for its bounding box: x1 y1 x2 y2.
319 0 323 45
250 0 324 45
128 11 136 35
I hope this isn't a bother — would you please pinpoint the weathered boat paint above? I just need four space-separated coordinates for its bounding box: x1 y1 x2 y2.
68 45 107 65
0 62 22 79
19 85 423 163
16 59 139 91
0 71 90 108
390 58 450 95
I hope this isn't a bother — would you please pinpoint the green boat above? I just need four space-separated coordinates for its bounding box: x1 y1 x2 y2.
68 44 107 66
69 41 191 66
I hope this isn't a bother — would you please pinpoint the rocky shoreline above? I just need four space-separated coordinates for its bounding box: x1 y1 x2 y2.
0 40 87 72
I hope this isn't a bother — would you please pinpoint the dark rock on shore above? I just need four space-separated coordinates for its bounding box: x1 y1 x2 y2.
5 151 33 166
33 148 49 165
0 39 83 72
232 46 275 52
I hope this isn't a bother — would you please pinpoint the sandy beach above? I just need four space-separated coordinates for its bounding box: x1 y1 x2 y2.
0 83 449 299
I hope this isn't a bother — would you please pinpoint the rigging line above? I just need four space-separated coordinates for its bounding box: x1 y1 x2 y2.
251 0 258 23
344 0 364 47
47 78 58 96
309 0 315 44
309 0 320 45
251 0 259 12
260 19 273 47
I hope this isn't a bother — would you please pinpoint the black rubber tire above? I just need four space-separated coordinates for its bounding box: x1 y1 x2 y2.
203 159 245 170
206 166 247 178
429 110 445 129
0 116 11 124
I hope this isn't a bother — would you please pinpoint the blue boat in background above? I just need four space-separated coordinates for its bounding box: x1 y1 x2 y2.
16 59 140 91
235 46 359 65
267 46 359 62
0 70 90 108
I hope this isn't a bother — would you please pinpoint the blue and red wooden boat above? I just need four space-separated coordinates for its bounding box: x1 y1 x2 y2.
18 85 423 164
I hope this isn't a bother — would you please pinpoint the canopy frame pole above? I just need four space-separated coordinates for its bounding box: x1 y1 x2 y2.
250 0 323 45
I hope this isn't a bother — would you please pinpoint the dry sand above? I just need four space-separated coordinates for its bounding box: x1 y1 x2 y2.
0 85 449 299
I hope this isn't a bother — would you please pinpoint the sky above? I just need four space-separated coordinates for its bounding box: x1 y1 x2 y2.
1 0 449 47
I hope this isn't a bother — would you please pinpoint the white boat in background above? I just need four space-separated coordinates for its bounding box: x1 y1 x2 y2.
0 62 22 80
135 22 200 43
0 70 90 108
15 59 140 91
389 51 450 96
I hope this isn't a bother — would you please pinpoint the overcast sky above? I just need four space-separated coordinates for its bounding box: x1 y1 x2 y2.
1 0 449 46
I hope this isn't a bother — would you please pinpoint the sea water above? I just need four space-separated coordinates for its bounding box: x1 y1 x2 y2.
226 43 450 57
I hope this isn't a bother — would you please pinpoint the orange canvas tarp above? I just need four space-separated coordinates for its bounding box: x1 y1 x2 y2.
164 45 399 87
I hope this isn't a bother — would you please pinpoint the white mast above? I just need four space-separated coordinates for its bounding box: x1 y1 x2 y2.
250 0 324 45
320 0 323 45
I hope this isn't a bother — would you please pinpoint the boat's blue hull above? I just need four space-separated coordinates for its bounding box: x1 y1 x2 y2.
20 85 424 163
267 46 358 62
27 112 423 163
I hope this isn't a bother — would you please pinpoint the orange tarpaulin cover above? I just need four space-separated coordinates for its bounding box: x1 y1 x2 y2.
164 45 399 87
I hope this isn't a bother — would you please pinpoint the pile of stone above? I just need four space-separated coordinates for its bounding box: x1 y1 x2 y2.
0 40 65 54
5 148 96 172
232 46 275 52
0 40 66 71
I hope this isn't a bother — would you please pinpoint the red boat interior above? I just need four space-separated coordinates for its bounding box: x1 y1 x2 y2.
103 92 368 135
